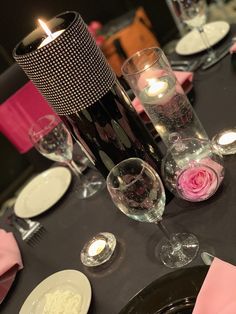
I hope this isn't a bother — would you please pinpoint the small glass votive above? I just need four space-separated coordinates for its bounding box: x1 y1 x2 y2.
212 128 236 155
80 232 116 267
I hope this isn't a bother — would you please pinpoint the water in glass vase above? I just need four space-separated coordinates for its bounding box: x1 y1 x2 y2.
139 75 208 147
114 168 166 223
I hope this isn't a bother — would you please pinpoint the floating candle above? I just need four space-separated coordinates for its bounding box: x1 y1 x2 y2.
146 79 168 98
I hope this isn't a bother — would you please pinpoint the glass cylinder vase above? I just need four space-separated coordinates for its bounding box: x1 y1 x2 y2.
121 47 208 148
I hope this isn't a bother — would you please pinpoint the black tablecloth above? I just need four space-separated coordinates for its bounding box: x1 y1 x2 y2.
1 29 236 314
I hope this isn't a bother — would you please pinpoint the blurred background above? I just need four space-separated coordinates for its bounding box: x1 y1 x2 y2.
0 0 236 206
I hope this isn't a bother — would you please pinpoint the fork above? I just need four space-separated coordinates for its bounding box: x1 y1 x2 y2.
8 214 45 245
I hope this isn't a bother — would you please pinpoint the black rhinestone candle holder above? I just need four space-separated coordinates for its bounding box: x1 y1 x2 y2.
12 10 166 182
13 11 116 115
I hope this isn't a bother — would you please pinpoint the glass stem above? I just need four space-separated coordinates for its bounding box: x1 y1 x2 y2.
197 26 216 61
155 220 182 252
155 219 172 241
67 159 82 177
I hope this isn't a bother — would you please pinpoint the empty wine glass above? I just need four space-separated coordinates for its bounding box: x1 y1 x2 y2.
106 157 199 268
29 114 104 199
177 0 216 64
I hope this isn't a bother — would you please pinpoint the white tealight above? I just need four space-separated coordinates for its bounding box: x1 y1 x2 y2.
212 128 236 155
146 80 168 98
218 131 236 145
88 239 106 257
80 232 116 267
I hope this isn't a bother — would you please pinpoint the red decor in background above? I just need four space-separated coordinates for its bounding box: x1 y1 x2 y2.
0 82 57 153
87 21 105 47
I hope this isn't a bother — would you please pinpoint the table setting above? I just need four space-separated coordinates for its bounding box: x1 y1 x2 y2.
0 1 236 313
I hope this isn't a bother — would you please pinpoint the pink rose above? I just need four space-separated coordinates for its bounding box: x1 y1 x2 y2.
177 165 219 201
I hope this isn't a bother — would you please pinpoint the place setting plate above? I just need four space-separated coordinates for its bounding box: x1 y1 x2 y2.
14 167 71 219
19 270 91 314
176 21 230 56
119 266 209 314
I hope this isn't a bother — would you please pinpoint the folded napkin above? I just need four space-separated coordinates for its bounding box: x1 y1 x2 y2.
174 71 193 94
230 42 236 54
0 229 23 303
132 71 193 114
193 257 236 314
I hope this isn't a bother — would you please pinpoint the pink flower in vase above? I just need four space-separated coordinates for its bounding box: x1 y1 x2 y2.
177 165 219 201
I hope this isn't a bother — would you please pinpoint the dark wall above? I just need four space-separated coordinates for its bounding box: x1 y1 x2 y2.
1 0 177 57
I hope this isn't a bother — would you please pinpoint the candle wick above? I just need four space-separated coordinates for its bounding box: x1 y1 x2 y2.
38 19 53 39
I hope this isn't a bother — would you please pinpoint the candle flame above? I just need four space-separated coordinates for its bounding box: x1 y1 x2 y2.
38 19 53 38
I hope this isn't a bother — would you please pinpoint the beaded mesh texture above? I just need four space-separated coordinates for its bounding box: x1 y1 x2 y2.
13 12 116 115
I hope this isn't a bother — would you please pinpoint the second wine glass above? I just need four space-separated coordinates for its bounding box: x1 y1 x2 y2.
29 114 104 199
106 157 199 268
177 0 216 64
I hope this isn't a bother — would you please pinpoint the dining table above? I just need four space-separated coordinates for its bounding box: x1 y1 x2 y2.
1 24 236 314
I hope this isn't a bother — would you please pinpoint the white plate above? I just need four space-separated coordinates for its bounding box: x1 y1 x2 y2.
14 167 71 218
176 21 230 56
20 270 91 314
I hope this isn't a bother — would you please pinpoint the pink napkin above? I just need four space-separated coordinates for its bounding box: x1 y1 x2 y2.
132 71 193 115
193 258 236 314
174 71 193 94
0 229 23 303
0 81 56 153
230 42 236 54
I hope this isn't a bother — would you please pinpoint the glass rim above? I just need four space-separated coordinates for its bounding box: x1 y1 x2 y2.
161 137 216 179
121 47 163 77
163 137 212 158
106 157 163 191
28 114 61 140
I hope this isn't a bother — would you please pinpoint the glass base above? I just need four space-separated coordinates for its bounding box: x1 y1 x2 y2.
81 232 116 267
158 233 199 269
75 168 105 199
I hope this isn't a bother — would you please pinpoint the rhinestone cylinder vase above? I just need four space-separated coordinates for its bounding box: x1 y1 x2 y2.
13 11 163 178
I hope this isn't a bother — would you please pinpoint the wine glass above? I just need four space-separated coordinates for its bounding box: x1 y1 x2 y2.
106 157 199 268
29 114 104 199
177 0 216 64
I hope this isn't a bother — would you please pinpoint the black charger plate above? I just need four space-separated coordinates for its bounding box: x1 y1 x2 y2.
119 266 208 314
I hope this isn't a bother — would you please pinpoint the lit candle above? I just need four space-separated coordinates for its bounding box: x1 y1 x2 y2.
38 19 64 48
88 239 106 257
137 69 175 105
218 131 236 146
146 79 168 98
143 77 175 105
